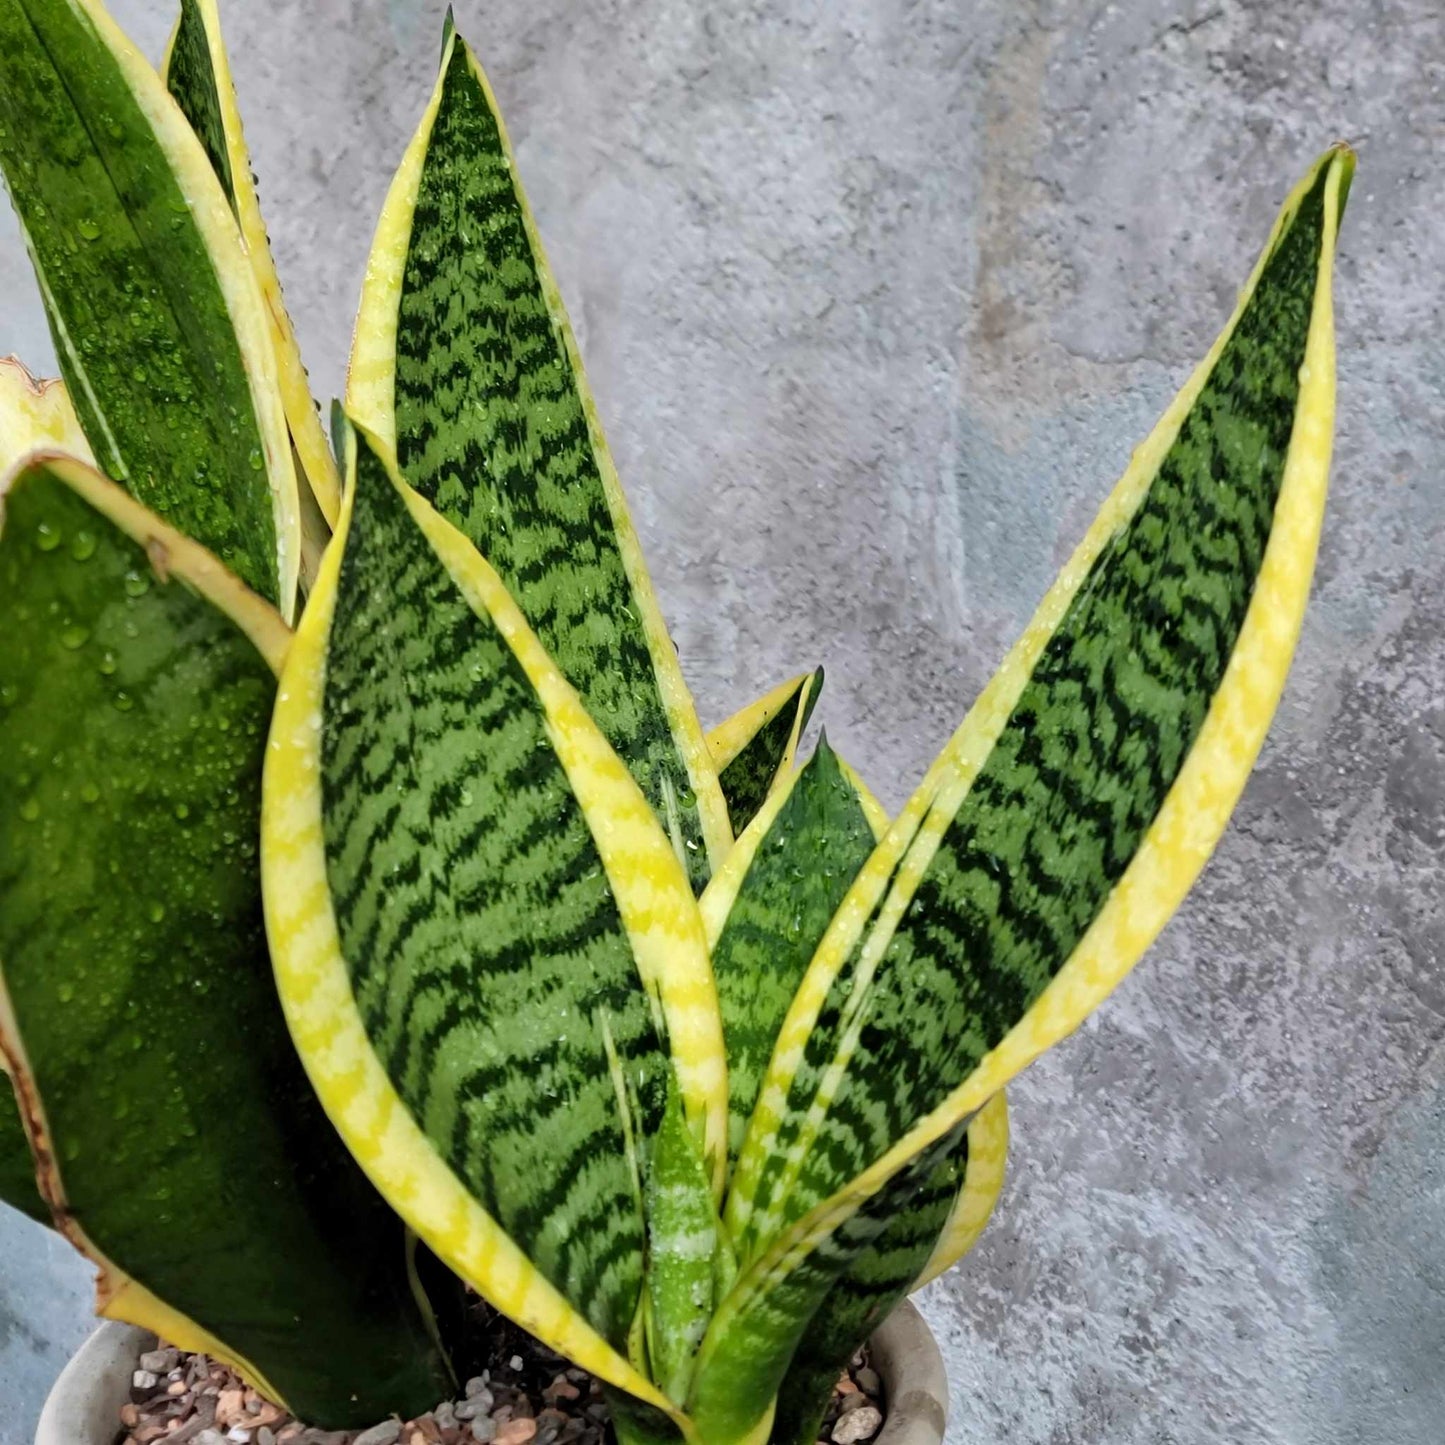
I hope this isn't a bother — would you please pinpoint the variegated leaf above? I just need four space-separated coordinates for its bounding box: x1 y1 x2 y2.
706 670 823 836
162 0 342 533
262 428 729 1429
690 146 1351 1445
0 0 299 614
0 455 451 1425
701 745 1006 1444
0 357 94 474
346 22 728 891
0 1066 46 1224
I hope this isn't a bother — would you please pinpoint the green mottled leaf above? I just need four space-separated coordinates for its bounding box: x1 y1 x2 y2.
689 1129 964 1445
0 0 297 609
702 736 876 1170
262 430 723 1417
163 0 234 204
0 1071 47 1225
708 670 823 837
0 457 450 1426
767 1150 960 1445
161 0 343 533
676 146 1350 1445
347 23 729 892
645 1077 719 1404
701 747 1002 1445
726 147 1352 1272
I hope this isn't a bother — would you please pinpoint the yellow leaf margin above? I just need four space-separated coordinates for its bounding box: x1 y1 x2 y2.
261 431 730 1430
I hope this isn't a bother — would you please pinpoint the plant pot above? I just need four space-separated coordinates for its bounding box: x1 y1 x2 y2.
37 1302 947 1445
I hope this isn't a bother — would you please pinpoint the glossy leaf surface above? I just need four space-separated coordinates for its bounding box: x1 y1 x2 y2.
263 431 726 1426
347 24 728 891
0 0 298 611
163 0 342 528
685 147 1349 1445
707 671 823 836
0 457 449 1426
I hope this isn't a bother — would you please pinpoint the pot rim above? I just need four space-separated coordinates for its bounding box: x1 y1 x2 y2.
37 1302 947 1445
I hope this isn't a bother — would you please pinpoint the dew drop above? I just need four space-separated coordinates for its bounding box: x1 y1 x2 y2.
113 691 135 712
69 530 97 562
98 652 117 676
18 797 39 822
148 902 166 923
173 802 190 820
35 522 61 553
122 570 149 598
76 217 101 242
59 624 90 651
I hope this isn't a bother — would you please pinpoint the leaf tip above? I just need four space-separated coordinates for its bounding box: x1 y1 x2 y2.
1327 140 1356 221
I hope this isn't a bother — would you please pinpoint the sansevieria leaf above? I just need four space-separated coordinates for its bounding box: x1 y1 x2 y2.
766 1092 1007 1445
0 0 299 613
161 0 343 530
0 456 451 1426
0 1067 46 1224
346 22 729 892
700 745 1006 1445
700 734 882 1168
0 357 94 474
706 671 824 837
689 146 1350 1445
262 429 729 1428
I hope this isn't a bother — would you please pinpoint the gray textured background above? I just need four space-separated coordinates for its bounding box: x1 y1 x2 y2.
2 1 1441 1441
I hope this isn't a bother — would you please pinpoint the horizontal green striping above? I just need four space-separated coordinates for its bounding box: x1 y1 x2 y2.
164 0 236 209
0 466 449 1426
0 0 279 602
320 438 671 1352
392 37 711 890
767 1146 964 1445
750 165 1334 1244
0 1073 47 1225
713 739 875 1169
689 1126 964 1445
718 671 822 835
644 1075 719 1404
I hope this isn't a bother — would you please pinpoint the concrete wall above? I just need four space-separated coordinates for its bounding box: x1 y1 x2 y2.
2 2 1441 1441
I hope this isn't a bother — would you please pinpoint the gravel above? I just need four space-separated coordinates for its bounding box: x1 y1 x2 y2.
120 1311 885 1445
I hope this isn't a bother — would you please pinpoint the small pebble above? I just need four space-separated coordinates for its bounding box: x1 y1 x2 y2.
141 1349 181 1374
465 1377 488 1398
352 1422 403 1445
854 1366 881 1397
494 1420 537 1445
133 1369 160 1391
471 1420 497 1444
831 1406 883 1445
509 1356 524 1373
258 1431 275 1445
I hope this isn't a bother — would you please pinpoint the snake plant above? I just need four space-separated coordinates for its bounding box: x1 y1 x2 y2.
0 0 1349 1439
